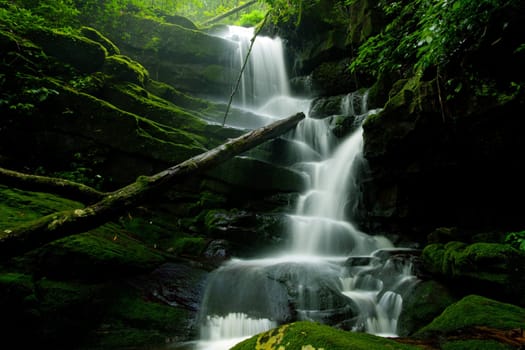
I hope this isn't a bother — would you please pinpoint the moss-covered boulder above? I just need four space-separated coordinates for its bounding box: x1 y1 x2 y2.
26 28 107 73
80 26 120 56
397 280 458 336
421 242 525 306
1 77 208 186
103 55 149 86
0 181 211 349
231 321 420 350
414 294 525 349
0 271 194 349
80 284 194 349
101 14 236 96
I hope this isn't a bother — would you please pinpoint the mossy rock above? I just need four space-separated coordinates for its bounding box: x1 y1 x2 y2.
106 14 234 64
101 81 210 145
80 26 120 56
145 79 209 110
161 14 197 29
231 321 420 350
3 79 208 183
0 273 108 347
103 55 149 86
0 273 188 349
421 241 525 304
28 224 167 281
397 280 458 336
82 288 191 349
310 59 359 96
26 28 107 73
414 294 525 338
100 14 236 96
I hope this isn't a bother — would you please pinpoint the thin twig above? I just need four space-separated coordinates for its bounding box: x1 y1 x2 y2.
436 67 446 123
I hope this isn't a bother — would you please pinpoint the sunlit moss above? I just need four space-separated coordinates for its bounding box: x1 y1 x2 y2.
232 321 420 350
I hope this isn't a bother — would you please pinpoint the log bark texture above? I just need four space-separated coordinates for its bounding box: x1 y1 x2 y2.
0 112 305 259
0 167 105 203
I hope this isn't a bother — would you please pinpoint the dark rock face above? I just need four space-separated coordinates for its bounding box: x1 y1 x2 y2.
358 80 525 240
130 262 209 312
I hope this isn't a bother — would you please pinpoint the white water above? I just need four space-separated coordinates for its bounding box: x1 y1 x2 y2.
192 26 418 350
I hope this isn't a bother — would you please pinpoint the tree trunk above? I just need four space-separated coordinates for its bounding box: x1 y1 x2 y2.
0 112 305 259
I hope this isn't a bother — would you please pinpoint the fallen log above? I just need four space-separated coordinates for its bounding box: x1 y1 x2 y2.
0 112 305 259
0 167 106 203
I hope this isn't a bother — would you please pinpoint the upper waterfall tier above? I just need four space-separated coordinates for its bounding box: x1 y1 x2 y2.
219 25 291 108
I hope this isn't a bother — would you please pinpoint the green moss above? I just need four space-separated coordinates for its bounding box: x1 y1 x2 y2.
398 280 457 336
103 81 220 148
17 223 167 280
80 26 120 56
106 14 234 63
232 321 420 350
169 236 207 255
26 27 107 73
87 288 189 348
41 79 207 164
145 79 209 110
36 278 104 313
442 339 513 350
0 272 34 295
202 64 228 84
422 241 525 285
103 55 149 86
0 185 83 228
414 295 525 337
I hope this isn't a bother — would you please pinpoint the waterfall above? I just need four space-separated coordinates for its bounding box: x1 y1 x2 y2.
191 26 418 350
220 25 290 109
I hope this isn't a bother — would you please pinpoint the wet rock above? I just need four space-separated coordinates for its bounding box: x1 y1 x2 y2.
203 239 231 262
344 256 379 267
130 262 208 312
205 156 307 193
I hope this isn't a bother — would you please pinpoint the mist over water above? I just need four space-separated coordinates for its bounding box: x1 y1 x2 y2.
192 26 418 350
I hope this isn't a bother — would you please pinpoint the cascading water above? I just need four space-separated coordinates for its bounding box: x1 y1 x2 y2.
191 26 419 350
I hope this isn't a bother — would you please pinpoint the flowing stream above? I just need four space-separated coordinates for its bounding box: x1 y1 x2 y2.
191 26 418 350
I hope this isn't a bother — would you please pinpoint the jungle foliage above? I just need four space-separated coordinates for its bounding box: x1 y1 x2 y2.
0 0 269 30
349 0 525 78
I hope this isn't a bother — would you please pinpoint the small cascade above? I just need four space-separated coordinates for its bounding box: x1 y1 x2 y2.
191 26 419 350
198 313 276 350
287 92 388 256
